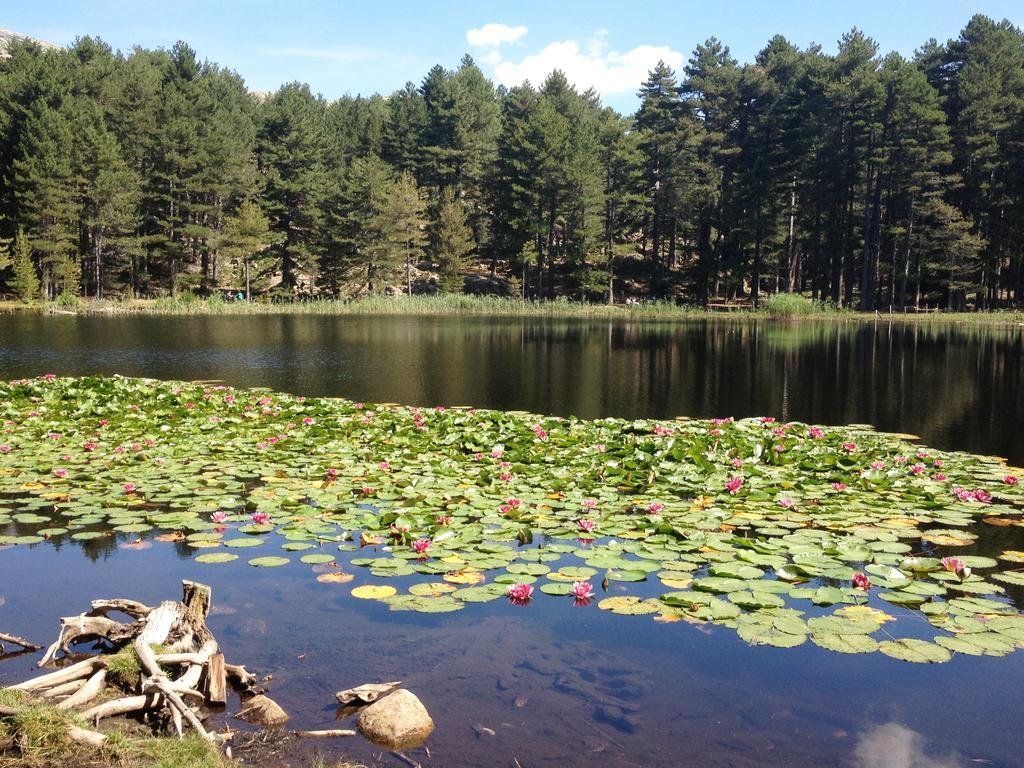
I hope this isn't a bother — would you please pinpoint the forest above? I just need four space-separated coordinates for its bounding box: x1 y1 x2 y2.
0 14 1021 310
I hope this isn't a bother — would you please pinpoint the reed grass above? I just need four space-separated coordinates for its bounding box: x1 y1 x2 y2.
0 294 1021 326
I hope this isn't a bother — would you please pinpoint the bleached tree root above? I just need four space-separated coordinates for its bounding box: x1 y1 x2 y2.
1 580 271 753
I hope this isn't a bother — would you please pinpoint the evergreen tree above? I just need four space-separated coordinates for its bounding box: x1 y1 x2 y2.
256 82 328 292
217 200 275 299
10 227 39 301
388 172 427 296
11 100 79 297
382 82 428 177
431 188 473 293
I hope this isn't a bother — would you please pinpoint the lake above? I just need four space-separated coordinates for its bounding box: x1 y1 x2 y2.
1 313 1023 767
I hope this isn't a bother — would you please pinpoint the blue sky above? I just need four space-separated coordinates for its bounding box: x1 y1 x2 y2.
4 1 1022 111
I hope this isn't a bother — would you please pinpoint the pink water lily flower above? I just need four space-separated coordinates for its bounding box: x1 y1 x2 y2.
909 464 925 475
123 482 138 494
53 468 67 478
808 427 825 439
532 425 548 440
760 417 775 424
940 557 971 580
577 518 598 533
490 449 504 459
506 582 533 605
582 499 598 510
730 458 744 468
648 503 665 514
842 442 857 452
1004 475 1019 485
870 461 886 471
952 486 973 502
302 417 315 425
778 498 794 509
571 581 595 600
211 511 228 524
831 482 848 492
251 512 271 525
379 461 390 470
940 556 964 572
725 476 744 494
852 572 870 590
933 473 948 481
972 489 992 504
412 538 431 555
435 515 454 526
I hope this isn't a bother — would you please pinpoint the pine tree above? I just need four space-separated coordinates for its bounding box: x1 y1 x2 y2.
382 82 428 177
635 61 684 285
388 172 427 296
10 227 39 302
218 201 276 299
256 82 329 292
321 156 424 295
12 100 80 297
431 188 473 293
419 65 462 192
76 100 141 297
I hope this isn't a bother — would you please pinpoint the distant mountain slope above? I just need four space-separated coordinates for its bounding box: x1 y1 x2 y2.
0 28 59 57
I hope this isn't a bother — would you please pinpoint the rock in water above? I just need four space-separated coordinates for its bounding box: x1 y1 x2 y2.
237 694 289 727
356 689 434 750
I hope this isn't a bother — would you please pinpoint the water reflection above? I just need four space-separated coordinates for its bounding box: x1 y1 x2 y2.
0 315 1022 465
855 723 961 768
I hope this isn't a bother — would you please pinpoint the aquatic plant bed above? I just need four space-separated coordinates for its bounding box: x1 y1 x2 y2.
2 375 1023 664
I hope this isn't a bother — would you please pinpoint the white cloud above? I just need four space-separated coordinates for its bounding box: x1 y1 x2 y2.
466 23 528 48
266 45 382 62
490 37 685 97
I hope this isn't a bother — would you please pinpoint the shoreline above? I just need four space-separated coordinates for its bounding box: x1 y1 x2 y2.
1 296 1022 327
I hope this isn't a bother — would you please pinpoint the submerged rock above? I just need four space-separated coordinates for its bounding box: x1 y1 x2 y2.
356 689 434 750
237 694 289 727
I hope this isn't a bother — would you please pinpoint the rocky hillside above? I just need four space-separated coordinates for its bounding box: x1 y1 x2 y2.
0 28 58 57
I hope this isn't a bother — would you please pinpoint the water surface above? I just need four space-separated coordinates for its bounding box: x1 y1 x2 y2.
1 314 1023 767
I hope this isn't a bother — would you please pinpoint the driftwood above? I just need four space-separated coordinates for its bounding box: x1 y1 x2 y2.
1 580 270 754
0 632 41 652
299 728 357 737
335 681 402 705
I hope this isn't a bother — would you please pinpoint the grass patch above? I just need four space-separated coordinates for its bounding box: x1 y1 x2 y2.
105 645 143 689
132 735 225 768
0 702 88 765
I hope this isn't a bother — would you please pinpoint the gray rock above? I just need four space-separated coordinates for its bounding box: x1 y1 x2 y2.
357 689 434 750
237 694 289 727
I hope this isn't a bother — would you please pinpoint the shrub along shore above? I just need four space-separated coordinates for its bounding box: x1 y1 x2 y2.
0 294 1022 326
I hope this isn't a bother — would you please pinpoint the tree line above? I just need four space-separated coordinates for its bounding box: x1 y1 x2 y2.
0 14 1021 309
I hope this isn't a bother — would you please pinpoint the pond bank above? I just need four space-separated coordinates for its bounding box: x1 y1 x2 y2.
2 296 1022 326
